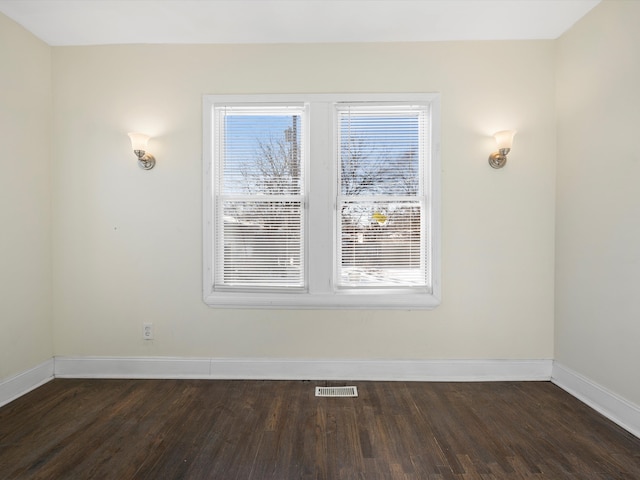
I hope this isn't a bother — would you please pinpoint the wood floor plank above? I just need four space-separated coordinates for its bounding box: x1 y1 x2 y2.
1 379 639 479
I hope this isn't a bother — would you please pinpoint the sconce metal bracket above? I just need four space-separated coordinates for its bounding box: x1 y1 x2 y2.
488 148 510 169
134 150 156 170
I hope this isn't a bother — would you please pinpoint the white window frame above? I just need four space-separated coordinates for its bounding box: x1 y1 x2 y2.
203 93 441 309
212 103 308 291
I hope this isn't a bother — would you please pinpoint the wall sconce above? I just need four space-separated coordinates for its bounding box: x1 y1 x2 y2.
488 130 516 169
128 133 156 170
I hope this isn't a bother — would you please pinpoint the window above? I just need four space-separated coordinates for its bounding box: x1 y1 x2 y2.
212 104 306 290
203 94 440 309
336 104 428 289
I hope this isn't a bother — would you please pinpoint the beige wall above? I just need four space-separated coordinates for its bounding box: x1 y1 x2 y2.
0 14 53 379
555 0 640 405
4 0 640 427
51 41 556 360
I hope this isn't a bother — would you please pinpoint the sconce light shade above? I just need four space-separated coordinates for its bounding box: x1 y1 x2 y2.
488 130 516 169
128 133 149 152
494 130 516 150
128 132 155 170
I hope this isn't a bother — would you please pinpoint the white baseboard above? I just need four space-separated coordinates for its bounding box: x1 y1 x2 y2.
53 356 552 382
552 362 640 439
0 359 54 408
54 356 212 379
208 358 553 381
6 358 638 440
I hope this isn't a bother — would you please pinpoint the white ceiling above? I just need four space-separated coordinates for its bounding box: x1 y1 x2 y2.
0 0 600 46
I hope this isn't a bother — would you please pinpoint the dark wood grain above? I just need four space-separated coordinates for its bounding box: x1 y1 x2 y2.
1 379 639 479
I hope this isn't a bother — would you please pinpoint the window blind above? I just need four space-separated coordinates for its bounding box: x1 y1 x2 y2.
213 104 306 289
336 103 429 288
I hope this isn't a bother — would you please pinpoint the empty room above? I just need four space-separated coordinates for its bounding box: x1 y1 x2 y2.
1 0 639 478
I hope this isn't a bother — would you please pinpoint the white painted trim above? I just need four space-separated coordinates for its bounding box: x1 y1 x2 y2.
54 356 552 382
202 93 442 310
208 358 551 381
7 358 639 441
54 356 212 379
552 362 640 439
0 359 54 408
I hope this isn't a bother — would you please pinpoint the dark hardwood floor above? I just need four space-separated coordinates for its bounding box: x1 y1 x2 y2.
1 379 639 479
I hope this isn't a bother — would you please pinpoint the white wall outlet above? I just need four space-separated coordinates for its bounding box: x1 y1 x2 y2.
142 322 153 340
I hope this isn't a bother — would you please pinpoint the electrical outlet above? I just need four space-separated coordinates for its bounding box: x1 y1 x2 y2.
143 322 153 340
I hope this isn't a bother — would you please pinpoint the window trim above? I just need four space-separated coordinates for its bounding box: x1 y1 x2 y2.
203 93 441 309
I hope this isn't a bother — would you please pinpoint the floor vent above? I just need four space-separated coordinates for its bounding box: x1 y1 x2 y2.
315 386 358 398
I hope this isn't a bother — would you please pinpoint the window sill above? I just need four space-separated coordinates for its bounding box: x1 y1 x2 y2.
203 290 441 310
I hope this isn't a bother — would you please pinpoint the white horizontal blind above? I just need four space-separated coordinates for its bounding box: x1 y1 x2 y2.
336 103 429 288
213 104 306 289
